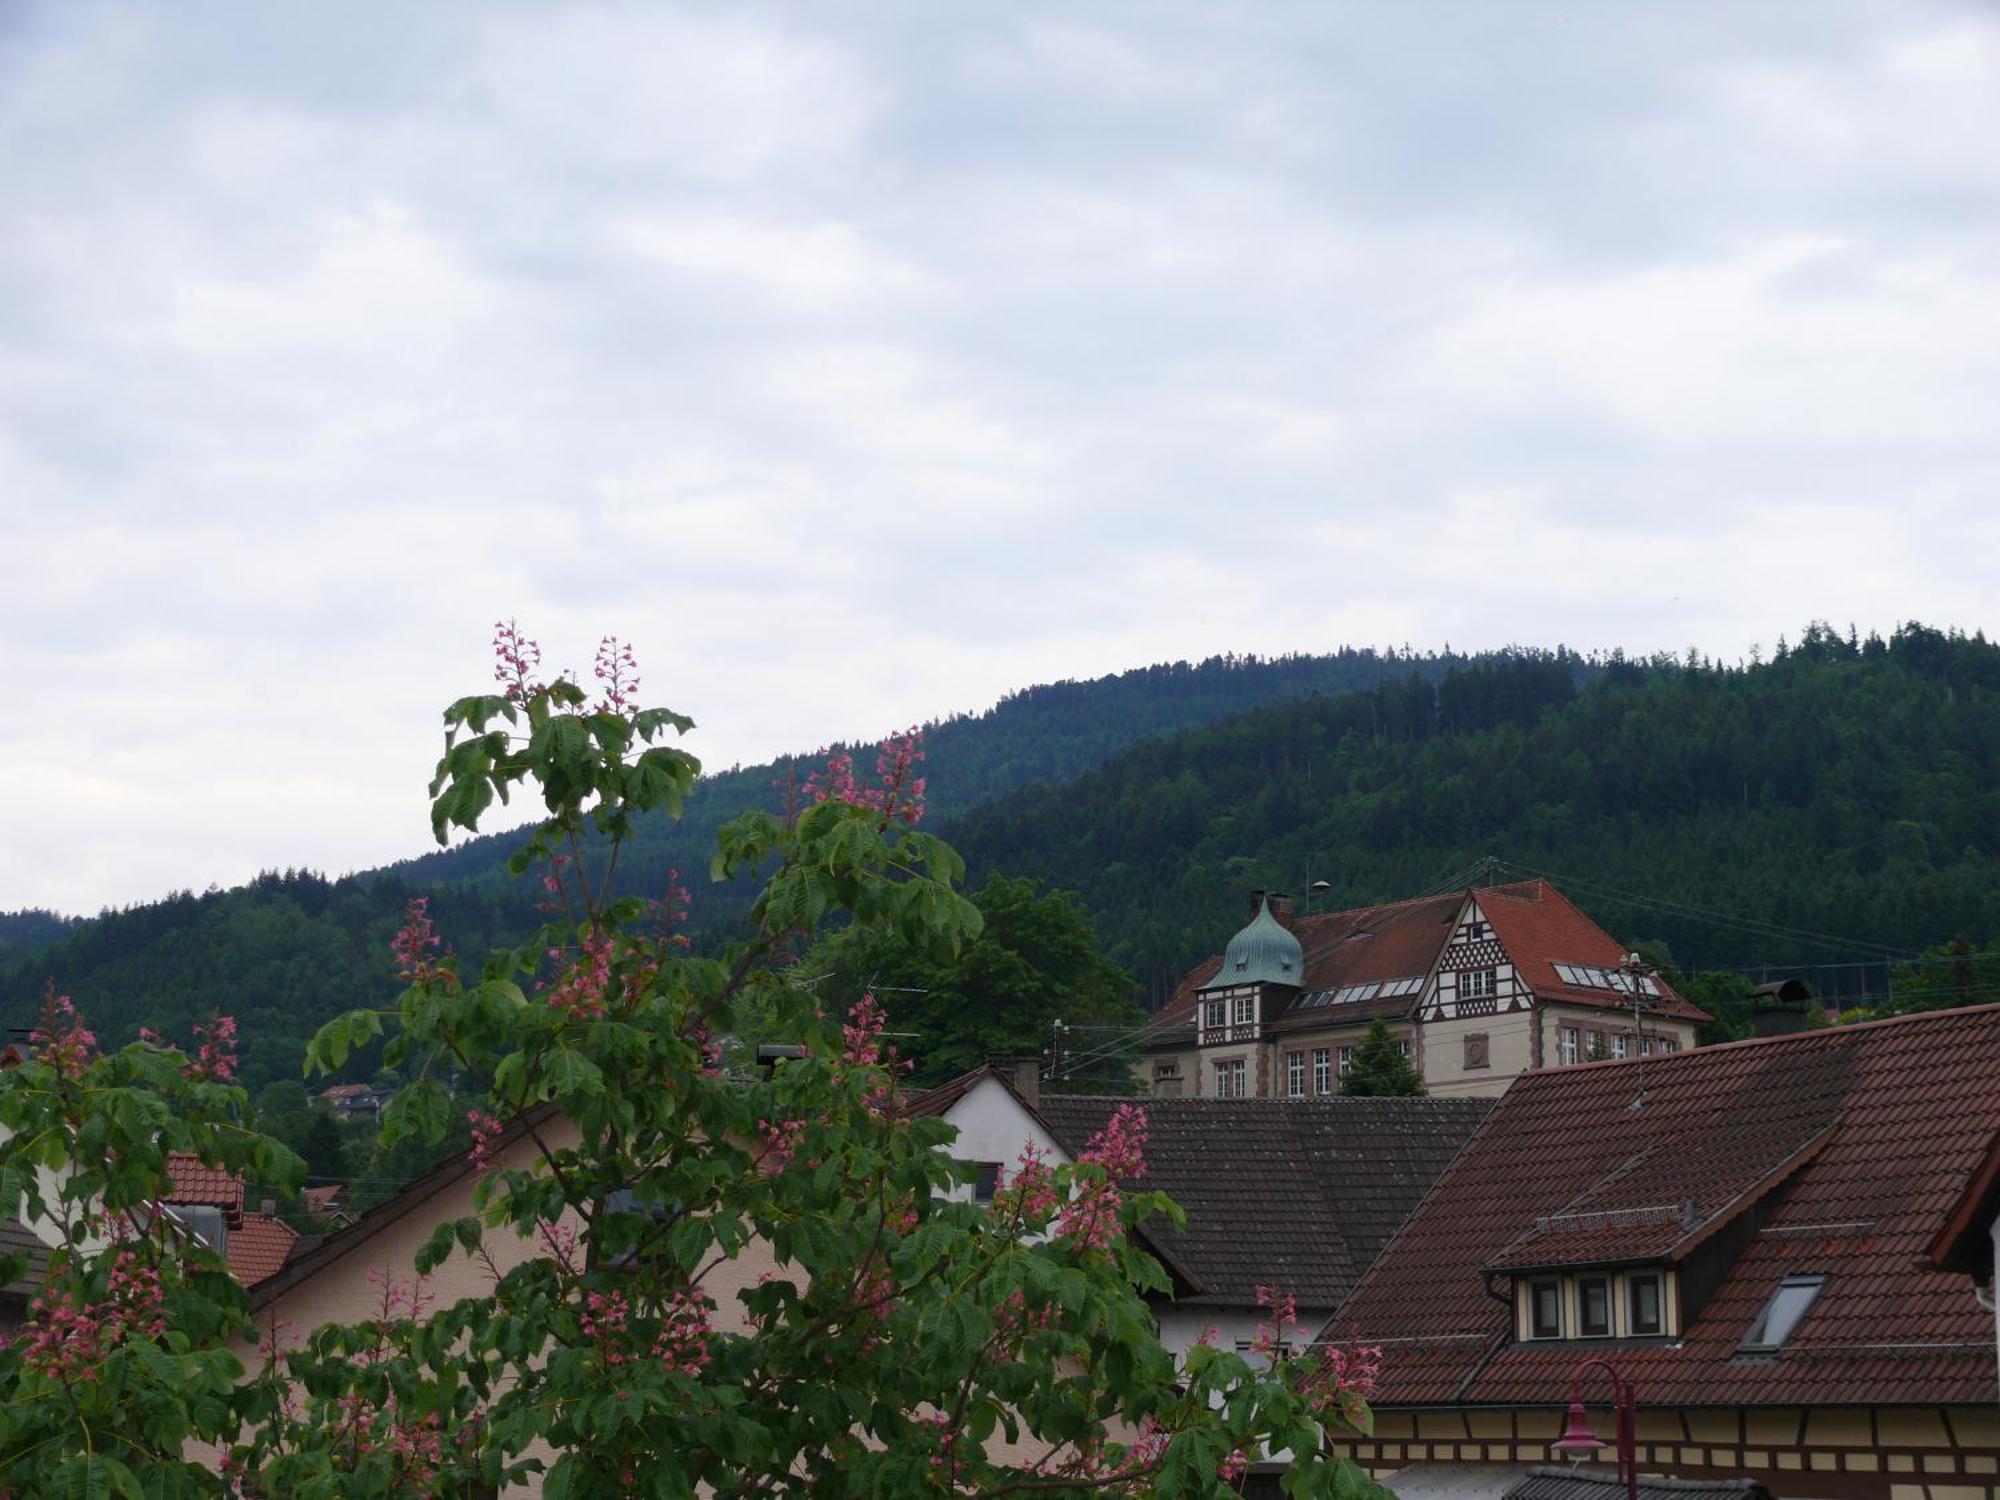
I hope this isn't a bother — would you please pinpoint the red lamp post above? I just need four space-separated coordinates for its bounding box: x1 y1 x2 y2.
1549 1358 1638 1500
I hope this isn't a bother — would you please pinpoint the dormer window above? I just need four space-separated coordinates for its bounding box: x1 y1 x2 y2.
1528 1278 1562 1339
1740 1274 1825 1352
1230 994 1254 1026
1514 1268 1678 1341
1204 1000 1226 1029
1577 1274 1612 1337
1628 1271 1664 1335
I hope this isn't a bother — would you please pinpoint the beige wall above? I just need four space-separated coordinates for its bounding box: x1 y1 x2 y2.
1540 1004 1700 1068
1420 1011 1532 1098
231 1119 780 1496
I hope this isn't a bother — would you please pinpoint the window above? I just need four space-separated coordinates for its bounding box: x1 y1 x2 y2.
1559 1026 1580 1065
1204 1000 1225 1030
1528 1279 1563 1339
1312 1048 1332 1095
1215 1058 1247 1099
1638 1035 1654 1057
1660 1037 1680 1054
1338 1046 1354 1078
1462 968 1496 1000
1741 1275 1826 1351
1231 993 1255 1027
1154 1060 1181 1079
972 1162 1003 1204
1577 1275 1612 1337
1286 1051 1306 1098
1612 1032 1629 1059
1464 1032 1489 1069
1628 1272 1664 1336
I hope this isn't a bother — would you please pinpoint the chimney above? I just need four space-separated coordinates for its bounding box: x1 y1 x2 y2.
1266 891 1293 920
1248 888 1267 917
1003 1055 1041 1109
1752 978 1814 1038
259 1198 276 1217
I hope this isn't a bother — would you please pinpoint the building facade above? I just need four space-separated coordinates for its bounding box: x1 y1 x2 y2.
1144 879 1709 1100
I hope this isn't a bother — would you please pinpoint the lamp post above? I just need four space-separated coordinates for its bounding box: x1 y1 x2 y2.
1550 1357 1639 1500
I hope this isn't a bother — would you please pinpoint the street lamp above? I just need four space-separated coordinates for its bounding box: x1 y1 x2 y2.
1549 1357 1638 1500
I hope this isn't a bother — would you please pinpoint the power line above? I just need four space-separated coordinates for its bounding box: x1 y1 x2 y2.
1489 860 1922 961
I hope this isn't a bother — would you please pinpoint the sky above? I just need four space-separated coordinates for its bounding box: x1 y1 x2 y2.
2 1 1997 913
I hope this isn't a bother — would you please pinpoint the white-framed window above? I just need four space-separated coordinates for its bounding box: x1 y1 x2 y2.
1660 1037 1680 1054
1231 993 1255 1027
1527 1278 1563 1339
1462 968 1496 1000
1612 1032 1629 1059
1214 1058 1247 1099
1204 1000 1225 1030
1312 1048 1332 1095
1286 1051 1306 1098
1638 1035 1654 1056
1577 1274 1613 1338
1628 1272 1665 1336
1338 1046 1354 1078
1559 1026 1581 1065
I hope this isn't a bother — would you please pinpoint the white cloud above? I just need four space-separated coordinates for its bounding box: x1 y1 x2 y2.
1 0 1996 910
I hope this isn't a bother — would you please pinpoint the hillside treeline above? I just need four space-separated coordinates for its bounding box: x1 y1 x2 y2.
950 623 2000 1004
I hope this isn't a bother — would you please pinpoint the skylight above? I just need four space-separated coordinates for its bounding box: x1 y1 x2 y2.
1739 1275 1826 1351
1293 976 1423 1010
1553 962 1661 996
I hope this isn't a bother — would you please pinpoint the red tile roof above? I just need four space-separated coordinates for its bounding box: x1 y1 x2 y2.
1148 880 1706 1038
227 1212 298 1287
1150 890 1466 1035
1480 882 1706 1022
165 1154 246 1216
1318 1005 2000 1408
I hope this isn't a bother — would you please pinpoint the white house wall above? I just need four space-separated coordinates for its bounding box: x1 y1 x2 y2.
934 1077 1070 1201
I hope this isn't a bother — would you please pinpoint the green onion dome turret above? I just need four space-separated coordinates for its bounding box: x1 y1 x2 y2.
1203 894 1304 990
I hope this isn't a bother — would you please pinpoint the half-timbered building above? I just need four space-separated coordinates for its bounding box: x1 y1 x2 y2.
1143 879 1710 1100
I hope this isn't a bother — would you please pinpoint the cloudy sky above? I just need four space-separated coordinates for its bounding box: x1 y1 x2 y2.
3 2 1996 913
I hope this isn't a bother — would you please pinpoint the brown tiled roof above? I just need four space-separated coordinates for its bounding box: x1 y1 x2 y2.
1931 1124 2000 1278
302 1185 345 1215
1035 1095 1492 1309
166 1154 247 1217
250 1103 561 1311
1481 881 1706 1022
228 1212 298 1287
1318 1005 2000 1407
1483 1128 1833 1273
1147 880 1706 1043
1150 890 1466 1037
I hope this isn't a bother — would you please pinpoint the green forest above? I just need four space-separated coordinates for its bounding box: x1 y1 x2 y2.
950 622 2000 1006
4 622 1997 1102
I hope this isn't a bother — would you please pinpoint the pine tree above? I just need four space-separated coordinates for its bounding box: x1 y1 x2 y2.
1341 1020 1426 1097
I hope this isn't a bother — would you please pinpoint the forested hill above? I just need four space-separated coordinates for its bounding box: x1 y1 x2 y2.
0 646 1494 1086
6 625 1994 1089
949 623 2000 1005
383 646 1488 905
